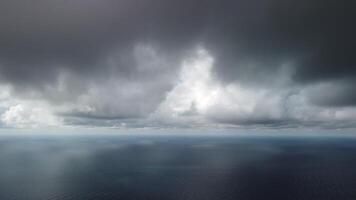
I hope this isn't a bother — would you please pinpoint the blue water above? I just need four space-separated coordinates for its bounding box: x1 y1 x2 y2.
0 135 356 200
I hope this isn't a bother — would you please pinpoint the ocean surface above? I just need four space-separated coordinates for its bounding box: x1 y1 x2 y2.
0 134 356 200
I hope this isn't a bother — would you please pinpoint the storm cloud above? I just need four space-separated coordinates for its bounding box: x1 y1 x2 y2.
0 0 355 129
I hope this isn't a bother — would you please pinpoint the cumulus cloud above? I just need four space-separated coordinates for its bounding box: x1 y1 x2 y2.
0 0 355 129
1 103 60 128
152 48 356 129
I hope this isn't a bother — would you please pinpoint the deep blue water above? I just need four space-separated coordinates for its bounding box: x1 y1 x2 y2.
1 135 356 200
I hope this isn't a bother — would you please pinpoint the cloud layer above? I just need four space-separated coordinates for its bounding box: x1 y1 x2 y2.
0 0 355 129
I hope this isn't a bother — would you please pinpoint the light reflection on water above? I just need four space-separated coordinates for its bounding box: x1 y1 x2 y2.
0 135 356 200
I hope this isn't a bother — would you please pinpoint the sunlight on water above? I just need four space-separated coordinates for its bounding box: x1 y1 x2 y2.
0 135 356 200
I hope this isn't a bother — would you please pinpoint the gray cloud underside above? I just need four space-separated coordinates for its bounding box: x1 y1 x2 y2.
0 0 355 129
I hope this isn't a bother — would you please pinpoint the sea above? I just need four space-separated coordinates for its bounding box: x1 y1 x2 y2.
0 134 356 200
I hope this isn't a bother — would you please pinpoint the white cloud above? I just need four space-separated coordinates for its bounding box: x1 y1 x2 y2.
0 46 355 130
151 47 356 128
1 102 61 128
156 48 218 115
152 48 287 126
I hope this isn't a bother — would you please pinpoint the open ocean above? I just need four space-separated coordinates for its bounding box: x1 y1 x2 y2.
0 134 356 200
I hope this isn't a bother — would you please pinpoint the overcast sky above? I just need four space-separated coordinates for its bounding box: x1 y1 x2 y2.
0 0 355 130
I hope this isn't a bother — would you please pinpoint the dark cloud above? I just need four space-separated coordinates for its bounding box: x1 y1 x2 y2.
1 0 355 82
0 0 355 128
306 80 356 107
204 0 356 85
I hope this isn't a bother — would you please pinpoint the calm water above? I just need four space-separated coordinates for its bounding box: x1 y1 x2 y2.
0 135 356 200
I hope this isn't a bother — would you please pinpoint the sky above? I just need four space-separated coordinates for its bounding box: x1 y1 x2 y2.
0 0 355 130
